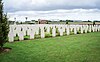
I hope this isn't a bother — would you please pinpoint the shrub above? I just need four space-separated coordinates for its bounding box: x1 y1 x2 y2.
45 32 52 38
77 31 81 34
0 0 9 48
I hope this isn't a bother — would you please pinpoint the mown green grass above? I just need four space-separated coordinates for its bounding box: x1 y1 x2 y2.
0 32 100 62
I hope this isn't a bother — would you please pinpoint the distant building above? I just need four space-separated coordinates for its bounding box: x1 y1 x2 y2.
38 19 48 24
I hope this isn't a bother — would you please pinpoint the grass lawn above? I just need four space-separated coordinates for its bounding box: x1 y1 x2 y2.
0 32 100 62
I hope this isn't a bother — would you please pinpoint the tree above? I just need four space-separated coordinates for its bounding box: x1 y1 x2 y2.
0 0 9 49
25 17 28 21
60 20 63 22
66 20 69 24
66 21 68 24
93 21 95 26
88 20 91 22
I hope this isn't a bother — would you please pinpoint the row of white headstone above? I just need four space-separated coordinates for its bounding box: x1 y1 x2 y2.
8 24 100 42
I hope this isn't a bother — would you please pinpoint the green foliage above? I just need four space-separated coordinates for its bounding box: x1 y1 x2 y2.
66 21 68 24
56 32 60 36
88 20 92 22
35 34 41 39
93 21 95 25
56 28 59 33
60 20 63 22
77 31 81 34
14 36 19 41
45 32 52 38
14 35 30 41
66 20 73 22
24 35 30 40
25 17 28 21
0 0 9 48
70 31 74 35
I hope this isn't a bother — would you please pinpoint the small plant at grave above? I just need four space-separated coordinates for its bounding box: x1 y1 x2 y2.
70 32 74 35
45 32 52 38
14 34 19 41
56 28 60 36
35 34 41 39
87 30 89 33
83 30 85 33
56 28 59 33
56 32 60 36
63 32 66 36
24 35 30 40
77 31 81 34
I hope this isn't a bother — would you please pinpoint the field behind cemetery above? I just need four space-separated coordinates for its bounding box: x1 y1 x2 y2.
0 32 100 62
48 21 100 24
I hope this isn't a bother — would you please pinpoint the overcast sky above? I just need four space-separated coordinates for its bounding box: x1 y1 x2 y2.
3 0 100 21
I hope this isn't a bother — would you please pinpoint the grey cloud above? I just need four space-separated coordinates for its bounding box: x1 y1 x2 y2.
3 0 100 12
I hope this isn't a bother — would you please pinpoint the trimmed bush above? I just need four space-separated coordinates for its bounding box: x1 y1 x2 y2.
0 0 9 48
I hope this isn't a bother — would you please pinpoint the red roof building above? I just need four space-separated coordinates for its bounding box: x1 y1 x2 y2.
38 19 48 24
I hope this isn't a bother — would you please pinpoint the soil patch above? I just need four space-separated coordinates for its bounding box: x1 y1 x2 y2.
0 47 12 53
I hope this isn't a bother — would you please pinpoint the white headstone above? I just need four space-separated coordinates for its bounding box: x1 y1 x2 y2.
8 26 14 42
66 25 70 35
40 26 45 38
81 25 83 33
89 25 92 32
74 26 77 34
52 26 56 37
